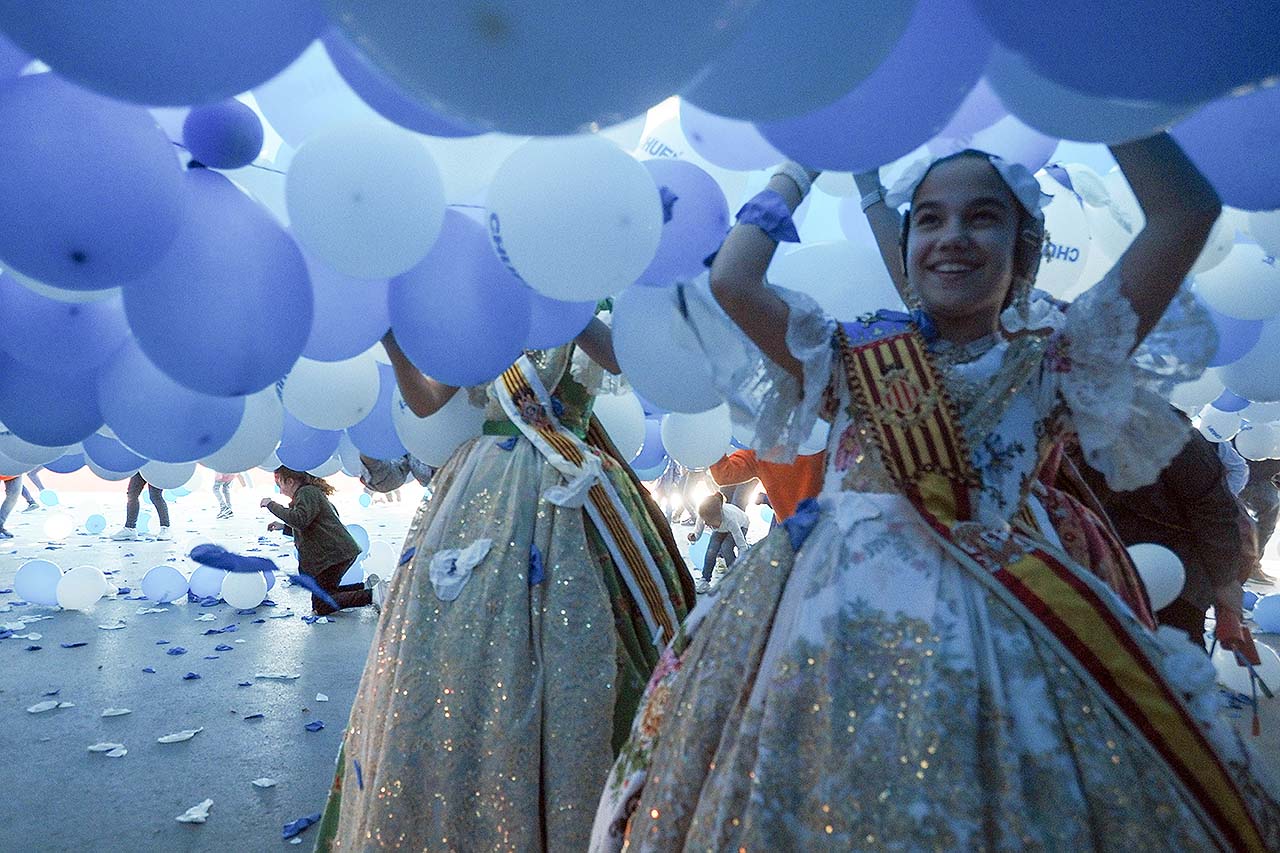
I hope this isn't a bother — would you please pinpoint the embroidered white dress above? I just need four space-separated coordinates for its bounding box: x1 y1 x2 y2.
594 273 1280 852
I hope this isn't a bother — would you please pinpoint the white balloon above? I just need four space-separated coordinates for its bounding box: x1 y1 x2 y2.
1127 543 1185 611
14 559 62 606
308 454 343 478
768 240 904 321
1190 211 1238 275
1248 209 1280 257
1032 172 1093 299
661 405 732 469
613 284 722 414
1197 406 1242 442
419 133 531 205
364 540 398 578
42 511 75 541
287 123 446 279
282 354 380 430
188 565 227 599
391 386 484 467
1245 401 1280 422
815 171 857 198
220 570 268 610
0 447 32 476
1169 368 1226 413
55 565 107 611
7 265 121 303
1084 169 1144 261
1221 319 1280 402
0 423 70 465
1235 422 1280 460
257 450 283 472
985 47 1194 144
488 136 662 302
592 392 645 461
636 118 749 210
1194 243 1280 321
1211 644 1254 695
140 460 196 490
202 389 283 474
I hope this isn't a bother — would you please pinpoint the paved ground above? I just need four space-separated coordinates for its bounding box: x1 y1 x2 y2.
1 481 1278 851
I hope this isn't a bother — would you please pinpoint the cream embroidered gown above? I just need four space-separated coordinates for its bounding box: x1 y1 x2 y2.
591 273 1280 852
315 346 692 852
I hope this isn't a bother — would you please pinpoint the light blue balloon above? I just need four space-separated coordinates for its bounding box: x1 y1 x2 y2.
82 434 145 474
340 558 364 586
0 73 185 291
84 514 107 535
123 168 312 397
136 511 152 534
188 565 225 599
0 1 324 106
96 340 245 463
346 524 371 555
38 489 57 507
1252 594 1280 634
14 559 61 606
358 493 372 508
688 532 710 568
141 564 188 603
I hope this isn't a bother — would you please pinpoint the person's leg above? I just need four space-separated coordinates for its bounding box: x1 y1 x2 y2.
0 478 22 530
148 485 170 528
124 473 144 528
310 560 373 616
1155 597 1208 651
701 531 728 582
1257 500 1279 556
27 470 44 492
719 534 740 568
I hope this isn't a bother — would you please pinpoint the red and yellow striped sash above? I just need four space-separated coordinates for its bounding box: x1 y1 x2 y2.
839 329 1265 852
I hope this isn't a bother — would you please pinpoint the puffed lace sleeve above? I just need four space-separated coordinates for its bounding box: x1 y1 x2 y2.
679 274 836 461
1048 269 1216 491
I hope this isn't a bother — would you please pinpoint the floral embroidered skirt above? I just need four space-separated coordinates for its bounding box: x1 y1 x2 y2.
314 434 690 852
593 492 1280 852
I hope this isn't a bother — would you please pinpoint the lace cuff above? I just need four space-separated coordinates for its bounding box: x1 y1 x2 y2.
1053 270 1215 491
679 275 835 462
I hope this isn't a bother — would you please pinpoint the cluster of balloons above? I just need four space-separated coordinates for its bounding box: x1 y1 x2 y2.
13 558 108 610
0 4 1276 477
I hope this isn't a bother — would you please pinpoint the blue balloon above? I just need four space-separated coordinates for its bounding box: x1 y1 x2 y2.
346 524 371 555
277 410 341 472
82 433 145 473
141 564 188 603
38 488 57 507
637 159 729 287
0 30 28 81
1252 594 1280 634
123 168 313 397
1244 589 1261 612
182 99 264 169
0 271 130 376
0 350 103 445
84 514 107 535
346 363 408 460
970 1 1280 106
358 492 372 508
758 0 992 172
388 210 531 386
96 340 245 463
632 460 668 481
1173 85 1280 212
300 247 391 362
1202 301 1264 368
524 289 596 350
636 393 668 417
1213 390 1250 413
0 73 185 291
322 30 483 138
44 452 84 474
632 418 666 469
0 1 324 106
688 532 710 567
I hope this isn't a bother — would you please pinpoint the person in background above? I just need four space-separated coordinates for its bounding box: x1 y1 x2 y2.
212 472 239 519
1239 455 1280 578
1217 439 1250 495
19 467 45 512
689 491 750 594
261 465 383 616
0 474 21 539
110 473 171 541
708 448 826 523
1078 423 1257 649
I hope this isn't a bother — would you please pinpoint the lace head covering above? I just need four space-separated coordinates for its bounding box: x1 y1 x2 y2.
885 150 1053 332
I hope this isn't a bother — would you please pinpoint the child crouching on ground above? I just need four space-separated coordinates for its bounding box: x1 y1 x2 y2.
688 492 750 594
262 466 386 615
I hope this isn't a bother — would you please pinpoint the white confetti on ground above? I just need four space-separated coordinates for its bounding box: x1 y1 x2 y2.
251 778 278 788
101 708 132 717
175 798 213 824
315 693 328 702
255 673 301 681
157 727 204 744
87 742 126 753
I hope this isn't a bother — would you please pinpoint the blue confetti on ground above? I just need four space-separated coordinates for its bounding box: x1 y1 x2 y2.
304 720 324 732
214 644 233 652
165 647 187 656
182 672 201 680
142 667 156 674
60 642 87 648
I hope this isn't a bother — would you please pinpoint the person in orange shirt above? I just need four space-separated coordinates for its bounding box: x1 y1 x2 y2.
708 448 826 523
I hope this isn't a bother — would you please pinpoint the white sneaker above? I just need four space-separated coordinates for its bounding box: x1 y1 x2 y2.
695 578 712 594
364 574 386 613
109 527 137 541
156 527 172 541
712 557 728 579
